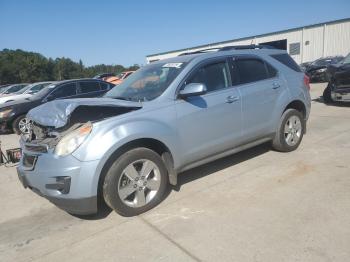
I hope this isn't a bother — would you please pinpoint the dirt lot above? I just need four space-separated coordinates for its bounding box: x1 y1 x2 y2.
0 83 349 262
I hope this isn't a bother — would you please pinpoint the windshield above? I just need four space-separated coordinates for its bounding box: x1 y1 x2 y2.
24 82 52 94
116 73 125 79
4 84 27 94
28 83 56 100
14 84 32 94
341 53 350 64
105 62 186 101
312 59 332 66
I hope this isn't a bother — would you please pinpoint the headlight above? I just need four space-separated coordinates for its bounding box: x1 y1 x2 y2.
316 68 327 73
0 108 13 119
54 122 92 157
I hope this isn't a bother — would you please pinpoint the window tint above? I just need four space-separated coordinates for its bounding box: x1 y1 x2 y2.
186 61 230 92
236 59 268 84
100 82 110 91
270 54 301 72
78 81 101 93
266 62 277 77
50 83 77 98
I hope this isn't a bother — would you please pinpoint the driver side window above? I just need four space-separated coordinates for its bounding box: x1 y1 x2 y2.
186 61 231 92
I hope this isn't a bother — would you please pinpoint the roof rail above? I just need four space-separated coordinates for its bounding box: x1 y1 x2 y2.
178 47 220 56
219 44 276 51
178 44 276 56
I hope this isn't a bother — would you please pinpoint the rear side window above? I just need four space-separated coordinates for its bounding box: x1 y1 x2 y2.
266 62 277 77
235 59 268 84
78 81 101 93
100 82 110 91
270 54 301 72
50 83 77 98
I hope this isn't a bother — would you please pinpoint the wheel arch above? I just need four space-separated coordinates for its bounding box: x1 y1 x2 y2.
96 138 176 208
283 100 307 119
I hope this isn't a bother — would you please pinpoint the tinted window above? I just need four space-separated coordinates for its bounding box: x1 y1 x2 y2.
50 83 77 98
78 81 101 93
236 59 268 84
186 61 230 92
100 82 110 91
4 84 27 94
271 54 301 72
266 62 277 77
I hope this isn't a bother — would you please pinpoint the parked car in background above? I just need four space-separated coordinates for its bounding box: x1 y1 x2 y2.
304 56 344 82
105 71 134 85
17 46 311 216
0 83 29 96
93 73 115 81
323 53 350 103
0 82 53 104
0 79 114 134
299 62 311 72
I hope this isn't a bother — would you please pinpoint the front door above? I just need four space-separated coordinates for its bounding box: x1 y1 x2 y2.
175 58 242 166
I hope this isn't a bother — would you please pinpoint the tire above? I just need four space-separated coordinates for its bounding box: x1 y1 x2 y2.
272 109 305 152
103 147 168 216
12 115 31 135
323 84 333 104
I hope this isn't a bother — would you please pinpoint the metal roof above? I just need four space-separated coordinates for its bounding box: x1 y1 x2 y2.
146 17 350 58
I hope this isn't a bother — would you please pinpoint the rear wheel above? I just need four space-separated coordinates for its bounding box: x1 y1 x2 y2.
103 147 168 216
323 84 333 104
12 115 31 135
272 109 304 152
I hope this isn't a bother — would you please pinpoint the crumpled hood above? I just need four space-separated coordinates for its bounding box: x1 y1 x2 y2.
27 98 142 128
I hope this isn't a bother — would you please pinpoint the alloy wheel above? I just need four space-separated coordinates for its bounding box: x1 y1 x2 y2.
284 115 302 146
117 159 161 208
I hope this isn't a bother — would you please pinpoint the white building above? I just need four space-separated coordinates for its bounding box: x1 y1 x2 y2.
146 18 350 64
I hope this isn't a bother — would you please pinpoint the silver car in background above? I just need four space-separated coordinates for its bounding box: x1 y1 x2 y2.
17 45 311 216
0 82 52 104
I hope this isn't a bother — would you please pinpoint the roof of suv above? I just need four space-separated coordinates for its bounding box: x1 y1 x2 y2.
152 47 287 65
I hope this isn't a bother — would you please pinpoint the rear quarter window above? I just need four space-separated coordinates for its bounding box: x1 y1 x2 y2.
270 54 301 72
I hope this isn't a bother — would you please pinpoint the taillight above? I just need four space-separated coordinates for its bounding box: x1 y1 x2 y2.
304 74 310 90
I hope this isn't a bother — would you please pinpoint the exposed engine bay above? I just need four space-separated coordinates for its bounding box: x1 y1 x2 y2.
25 99 142 147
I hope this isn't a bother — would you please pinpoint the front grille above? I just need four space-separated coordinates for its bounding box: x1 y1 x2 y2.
23 154 37 169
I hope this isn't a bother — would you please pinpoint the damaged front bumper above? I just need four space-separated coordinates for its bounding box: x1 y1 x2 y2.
17 139 101 215
331 86 350 102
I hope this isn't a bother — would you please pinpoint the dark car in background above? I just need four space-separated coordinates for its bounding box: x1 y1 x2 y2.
304 56 344 82
323 53 350 104
0 83 29 96
0 79 114 134
93 73 115 80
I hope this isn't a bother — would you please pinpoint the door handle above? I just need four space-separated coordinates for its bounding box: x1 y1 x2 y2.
272 82 281 89
226 95 239 103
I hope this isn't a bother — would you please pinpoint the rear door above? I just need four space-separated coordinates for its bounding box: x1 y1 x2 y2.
233 56 284 141
77 81 104 98
48 82 78 100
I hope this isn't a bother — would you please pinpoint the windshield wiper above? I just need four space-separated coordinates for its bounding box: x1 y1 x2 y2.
110 96 137 101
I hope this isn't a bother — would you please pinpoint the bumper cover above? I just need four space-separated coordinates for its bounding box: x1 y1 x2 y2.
331 87 350 102
17 148 101 215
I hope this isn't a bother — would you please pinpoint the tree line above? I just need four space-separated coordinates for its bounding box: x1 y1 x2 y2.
0 49 140 84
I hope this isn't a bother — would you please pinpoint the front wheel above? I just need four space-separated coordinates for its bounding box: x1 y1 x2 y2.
272 109 305 152
103 148 168 216
12 115 31 135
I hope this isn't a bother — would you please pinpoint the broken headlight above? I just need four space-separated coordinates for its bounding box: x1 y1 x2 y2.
54 122 92 157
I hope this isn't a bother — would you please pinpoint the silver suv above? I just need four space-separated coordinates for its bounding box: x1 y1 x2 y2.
17 45 311 216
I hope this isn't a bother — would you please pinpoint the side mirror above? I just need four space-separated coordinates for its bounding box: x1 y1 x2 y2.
179 83 207 98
